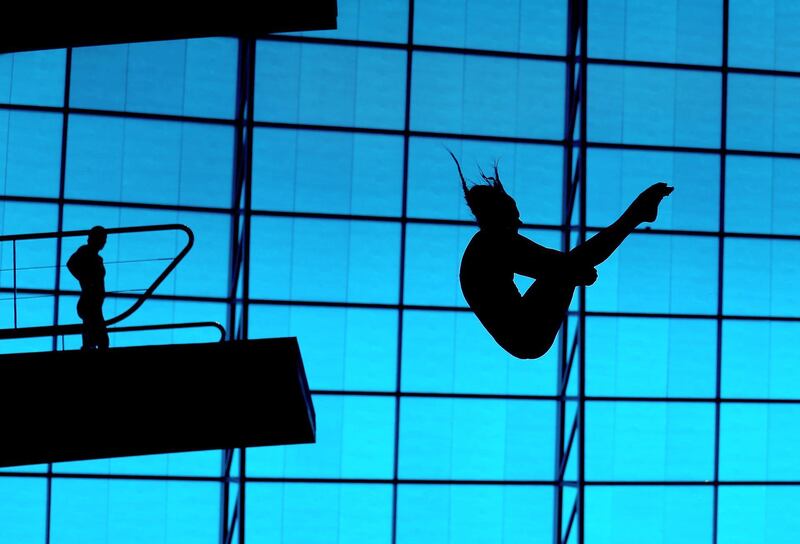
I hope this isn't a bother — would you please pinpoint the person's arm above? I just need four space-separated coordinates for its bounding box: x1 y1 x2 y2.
66 249 81 282
512 234 598 285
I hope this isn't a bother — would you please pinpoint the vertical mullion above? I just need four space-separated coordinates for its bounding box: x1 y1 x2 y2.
227 37 249 342
46 45 73 544
577 0 588 542
242 38 256 343
239 37 257 544
391 2 415 543
555 0 578 542
221 37 249 544
713 0 730 542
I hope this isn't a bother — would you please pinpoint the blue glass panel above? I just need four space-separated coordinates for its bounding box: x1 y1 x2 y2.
413 0 566 55
51 479 219 544
54 449 222 477
729 0 800 71
99 40 186 113
723 320 800 399
249 304 397 391
247 483 393 544
589 0 722 65
587 317 716 397
719 486 800 544
398 398 555 480
726 155 800 235
586 402 715 480
588 148 720 231
182 38 238 119
255 42 406 129
0 209 54 348
586 233 718 314
112 41 190 114
585 486 713 543
66 115 233 207
62 206 230 298
0 477 46 543
296 0 409 43
401 310 557 395
252 128 403 216
0 49 65 106
397 485 553 544
248 395 395 478
724 238 800 317
69 43 127 111
0 110 62 197
404 223 471 307
0 201 58 304
588 65 721 148
720 403 800 480
71 39 236 118
409 138 562 225
411 53 564 139
728 74 800 153
250 217 400 304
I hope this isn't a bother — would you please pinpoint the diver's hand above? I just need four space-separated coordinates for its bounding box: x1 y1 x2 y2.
629 182 674 224
573 266 598 286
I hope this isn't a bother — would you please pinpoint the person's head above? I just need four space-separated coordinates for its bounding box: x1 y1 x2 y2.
449 151 521 233
87 225 107 251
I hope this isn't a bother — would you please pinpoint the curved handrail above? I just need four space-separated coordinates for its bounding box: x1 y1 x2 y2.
107 321 226 342
0 224 196 341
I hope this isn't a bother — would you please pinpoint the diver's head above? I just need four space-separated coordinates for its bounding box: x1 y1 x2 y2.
449 151 522 233
87 225 107 251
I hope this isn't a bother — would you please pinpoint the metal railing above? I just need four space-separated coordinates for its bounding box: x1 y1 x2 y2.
0 224 225 342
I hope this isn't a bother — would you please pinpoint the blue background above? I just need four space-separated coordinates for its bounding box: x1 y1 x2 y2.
1 0 798 542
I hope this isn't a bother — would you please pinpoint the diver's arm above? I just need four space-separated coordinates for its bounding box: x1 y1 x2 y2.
512 234 597 285
511 234 568 278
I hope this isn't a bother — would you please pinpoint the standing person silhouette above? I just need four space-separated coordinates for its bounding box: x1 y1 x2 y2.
452 152 673 359
67 226 109 351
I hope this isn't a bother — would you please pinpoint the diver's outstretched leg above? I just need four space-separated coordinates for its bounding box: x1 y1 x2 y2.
570 182 673 268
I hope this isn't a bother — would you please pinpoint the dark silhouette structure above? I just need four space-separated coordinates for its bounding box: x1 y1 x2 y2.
0 337 314 467
452 152 673 359
67 225 109 350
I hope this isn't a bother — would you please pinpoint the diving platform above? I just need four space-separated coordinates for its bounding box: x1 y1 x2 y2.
0 337 315 467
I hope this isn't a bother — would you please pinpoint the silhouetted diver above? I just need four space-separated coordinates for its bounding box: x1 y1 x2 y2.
452 152 673 359
67 226 109 350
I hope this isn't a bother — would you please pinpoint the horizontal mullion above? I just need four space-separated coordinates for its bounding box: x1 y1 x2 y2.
584 480 800 486
255 120 568 147
0 471 224 482
6 192 800 241
582 396 800 404
0 102 235 126
0 194 234 216
7 101 800 160
311 390 559 401
242 477 557 486
262 34 800 79
0 287 228 305
264 33 567 63
7 287 800 323
1 472 796 487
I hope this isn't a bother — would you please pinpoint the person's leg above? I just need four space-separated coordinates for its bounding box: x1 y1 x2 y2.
96 304 109 350
568 211 638 269
569 182 672 268
504 277 576 359
77 298 91 350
